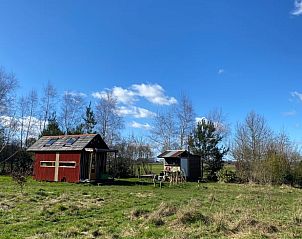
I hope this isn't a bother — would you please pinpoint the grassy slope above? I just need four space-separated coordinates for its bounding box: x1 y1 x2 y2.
0 176 301 239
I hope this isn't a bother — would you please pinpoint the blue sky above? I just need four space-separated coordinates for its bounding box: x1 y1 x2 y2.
1 0 302 143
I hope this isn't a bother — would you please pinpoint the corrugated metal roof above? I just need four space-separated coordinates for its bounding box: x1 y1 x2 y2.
157 150 188 158
27 134 107 152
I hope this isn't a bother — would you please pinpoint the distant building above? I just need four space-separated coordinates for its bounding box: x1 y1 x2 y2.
27 134 117 183
157 150 201 181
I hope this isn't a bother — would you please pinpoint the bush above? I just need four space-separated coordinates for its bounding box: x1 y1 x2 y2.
216 168 237 183
292 161 302 187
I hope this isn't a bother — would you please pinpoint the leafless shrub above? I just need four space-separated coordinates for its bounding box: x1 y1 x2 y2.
212 212 230 233
11 165 31 195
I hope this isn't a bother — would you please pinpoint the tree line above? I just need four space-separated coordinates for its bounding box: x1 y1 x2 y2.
0 66 301 185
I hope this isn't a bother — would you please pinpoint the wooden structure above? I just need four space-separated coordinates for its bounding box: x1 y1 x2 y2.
27 134 117 183
157 150 201 181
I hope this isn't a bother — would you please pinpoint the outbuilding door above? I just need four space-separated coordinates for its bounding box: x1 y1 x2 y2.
80 152 96 181
180 157 189 178
89 153 96 180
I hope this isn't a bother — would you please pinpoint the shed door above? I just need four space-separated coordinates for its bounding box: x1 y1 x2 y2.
89 153 96 180
180 158 189 178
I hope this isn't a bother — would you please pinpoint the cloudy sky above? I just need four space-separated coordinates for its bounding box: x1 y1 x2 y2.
1 0 302 142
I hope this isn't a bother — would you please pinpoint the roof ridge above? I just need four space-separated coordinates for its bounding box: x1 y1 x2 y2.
42 134 97 138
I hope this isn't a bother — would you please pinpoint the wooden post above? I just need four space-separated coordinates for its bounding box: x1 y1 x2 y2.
88 153 92 181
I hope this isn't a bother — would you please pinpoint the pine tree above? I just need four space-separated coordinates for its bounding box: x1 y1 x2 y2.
67 123 84 135
83 102 97 134
189 119 228 180
40 112 63 136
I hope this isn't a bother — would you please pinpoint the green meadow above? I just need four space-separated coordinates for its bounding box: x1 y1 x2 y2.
0 176 301 239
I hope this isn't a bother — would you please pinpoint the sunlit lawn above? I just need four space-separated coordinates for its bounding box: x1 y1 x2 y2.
0 176 301 239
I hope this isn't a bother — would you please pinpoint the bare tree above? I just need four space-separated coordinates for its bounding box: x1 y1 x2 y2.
60 91 86 134
0 67 18 157
0 67 18 116
17 95 28 149
113 135 153 177
150 109 177 151
17 90 38 148
175 93 195 149
232 111 272 182
24 89 38 147
40 82 57 132
206 108 230 139
95 90 124 146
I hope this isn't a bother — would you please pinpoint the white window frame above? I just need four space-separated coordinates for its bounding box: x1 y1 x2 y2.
59 161 76 168
40 161 55 167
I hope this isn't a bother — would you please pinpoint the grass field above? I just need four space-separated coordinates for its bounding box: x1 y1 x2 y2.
150 163 163 175
0 176 301 239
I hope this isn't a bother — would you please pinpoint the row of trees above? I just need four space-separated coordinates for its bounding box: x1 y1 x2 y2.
232 111 302 185
0 66 301 185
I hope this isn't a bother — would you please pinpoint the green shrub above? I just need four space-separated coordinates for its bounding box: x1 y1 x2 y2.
216 168 237 183
292 161 302 186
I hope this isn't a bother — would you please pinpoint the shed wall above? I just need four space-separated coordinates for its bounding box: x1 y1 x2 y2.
34 152 56 181
58 152 81 182
34 152 81 183
188 156 201 180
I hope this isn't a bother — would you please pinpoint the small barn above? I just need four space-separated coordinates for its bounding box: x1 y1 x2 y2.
27 134 117 183
158 150 201 181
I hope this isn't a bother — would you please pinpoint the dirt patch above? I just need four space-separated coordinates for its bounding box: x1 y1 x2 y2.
232 217 279 236
0 202 14 211
175 200 210 226
129 208 150 220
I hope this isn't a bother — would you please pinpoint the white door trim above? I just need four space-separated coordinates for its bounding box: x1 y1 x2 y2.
54 153 60 182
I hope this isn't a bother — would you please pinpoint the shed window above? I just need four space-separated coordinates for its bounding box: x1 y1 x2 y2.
40 161 55 167
59 161 76 167
44 138 58 147
64 137 79 146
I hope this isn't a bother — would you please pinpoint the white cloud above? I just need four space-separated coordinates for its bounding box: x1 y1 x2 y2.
92 83 177 106
117 106 156 118
291 91 302 101
92 86 136 104
131 83 177 105
292 0 302 15
91 91 105 99
130 121 152 130
218 69 224 75
0 115 44 138
64 91 87 97
282 110 297 116
112 86 136 104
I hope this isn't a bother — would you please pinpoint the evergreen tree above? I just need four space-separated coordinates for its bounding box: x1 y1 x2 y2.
83 102 97 134
67 123 84 135
40 113 63 136
189 119 228 181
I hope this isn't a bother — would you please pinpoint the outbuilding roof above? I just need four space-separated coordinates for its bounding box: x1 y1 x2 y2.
27 134 109 152
157 150 191 158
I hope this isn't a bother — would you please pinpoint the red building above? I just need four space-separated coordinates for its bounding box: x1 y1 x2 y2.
27 134 116 183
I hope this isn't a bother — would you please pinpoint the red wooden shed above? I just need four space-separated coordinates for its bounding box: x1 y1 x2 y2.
27 134 117 183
